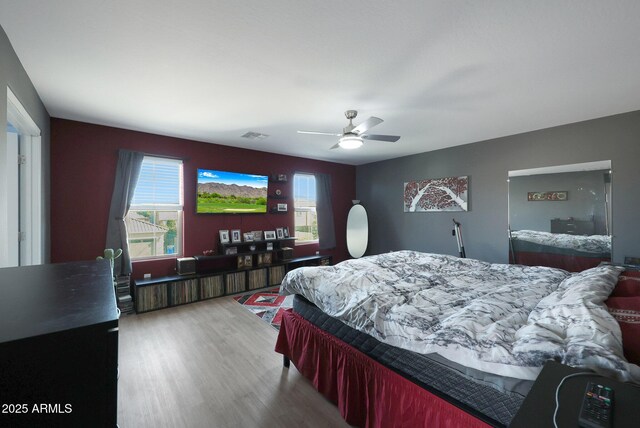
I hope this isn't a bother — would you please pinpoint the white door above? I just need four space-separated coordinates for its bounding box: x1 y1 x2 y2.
5 125 20 266
3 87 43 267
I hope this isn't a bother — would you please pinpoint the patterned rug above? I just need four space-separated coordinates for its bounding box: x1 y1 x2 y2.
233 287 293 330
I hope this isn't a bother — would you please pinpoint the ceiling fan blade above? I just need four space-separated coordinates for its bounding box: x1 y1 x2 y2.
329 143 341 150
362 134 401 142
351 117 383 134
298 130 342 136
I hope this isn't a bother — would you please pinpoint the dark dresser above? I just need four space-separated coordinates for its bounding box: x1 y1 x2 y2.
0 260 119 427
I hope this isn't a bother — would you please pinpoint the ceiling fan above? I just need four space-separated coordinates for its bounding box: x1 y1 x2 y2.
298 110 401 149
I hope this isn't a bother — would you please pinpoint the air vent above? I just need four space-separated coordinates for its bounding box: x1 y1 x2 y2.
241 132 269 140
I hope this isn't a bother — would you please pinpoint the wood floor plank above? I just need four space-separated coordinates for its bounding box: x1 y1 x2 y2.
117 296 350 427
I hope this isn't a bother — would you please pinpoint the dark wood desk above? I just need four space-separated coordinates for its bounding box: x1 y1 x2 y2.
510 361 640 427
0 260 119 427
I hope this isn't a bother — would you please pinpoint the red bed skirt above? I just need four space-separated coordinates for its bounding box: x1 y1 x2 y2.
510 251 609 272
275 309 491 428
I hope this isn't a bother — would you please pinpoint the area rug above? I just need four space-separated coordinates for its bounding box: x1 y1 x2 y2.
233 286 293 330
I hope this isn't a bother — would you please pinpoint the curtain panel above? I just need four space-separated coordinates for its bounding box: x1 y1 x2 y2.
315 173 336 250
105 150 144 276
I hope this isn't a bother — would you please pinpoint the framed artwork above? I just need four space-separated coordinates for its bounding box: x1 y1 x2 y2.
252 230 263 241
276 227 284 239
277 203 288 212
244 255 253 268
527 191 568 201
231 229 242 243
219 230 230 243
266 242 273 251
237 256 245 269
264 230 276 240
283 227 290 238
243 232 254 242
225 246 237 255
263 252 272 264
403 176 468 212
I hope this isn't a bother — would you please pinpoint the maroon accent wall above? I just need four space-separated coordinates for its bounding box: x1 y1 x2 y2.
50 118 355 280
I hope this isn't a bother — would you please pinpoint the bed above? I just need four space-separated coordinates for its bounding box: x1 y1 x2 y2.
275 251 640 427
509 229 611 272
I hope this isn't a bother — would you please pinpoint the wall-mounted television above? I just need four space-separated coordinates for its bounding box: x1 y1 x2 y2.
197 169 269 214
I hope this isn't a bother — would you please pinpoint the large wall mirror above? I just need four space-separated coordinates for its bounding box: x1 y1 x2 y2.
508 160 612 272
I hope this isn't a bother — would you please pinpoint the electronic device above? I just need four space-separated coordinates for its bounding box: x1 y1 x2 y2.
176 257 196 275
578 382 613 428
196 168 268 214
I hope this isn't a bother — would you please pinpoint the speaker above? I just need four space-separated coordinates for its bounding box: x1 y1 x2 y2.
281 247 294 260
176 257 196 275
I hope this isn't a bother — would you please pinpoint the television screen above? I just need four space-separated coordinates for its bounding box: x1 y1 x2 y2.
197 169 269 214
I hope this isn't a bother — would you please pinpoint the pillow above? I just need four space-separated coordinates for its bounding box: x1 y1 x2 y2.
606 296 640 365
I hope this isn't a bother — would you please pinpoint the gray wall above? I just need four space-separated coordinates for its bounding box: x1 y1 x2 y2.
0 25 51 261
509 171 608 234
356 110 640 264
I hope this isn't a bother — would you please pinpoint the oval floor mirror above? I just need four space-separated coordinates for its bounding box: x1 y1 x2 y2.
347 202 368 258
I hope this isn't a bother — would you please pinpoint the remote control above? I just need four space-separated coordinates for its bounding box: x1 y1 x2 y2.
578 382 614 428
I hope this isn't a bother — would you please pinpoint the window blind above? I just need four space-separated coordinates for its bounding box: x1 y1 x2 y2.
131 157 182 206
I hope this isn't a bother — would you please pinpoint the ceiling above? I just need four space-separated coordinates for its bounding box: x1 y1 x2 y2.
1 1 639 166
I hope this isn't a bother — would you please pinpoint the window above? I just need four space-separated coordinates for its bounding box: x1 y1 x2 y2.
126 156 183 259
293 173 318 244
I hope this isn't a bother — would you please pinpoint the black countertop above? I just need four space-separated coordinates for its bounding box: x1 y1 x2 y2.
0 260 118 343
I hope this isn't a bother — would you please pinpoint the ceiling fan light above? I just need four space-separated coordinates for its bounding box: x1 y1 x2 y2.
339 135 363 149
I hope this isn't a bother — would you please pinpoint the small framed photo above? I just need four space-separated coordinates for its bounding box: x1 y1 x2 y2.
283 227 290 238
264 230 276 240
231 229 241 243
244 255 253 268
219 230 230 244
257 254 264 265
225 246 238 255
252 230 263 241
243 232 254 242
237 256 245 269
266 242 273 251
276 227 284 239
277 203 288 212
278 174 287 182
263 252 273 264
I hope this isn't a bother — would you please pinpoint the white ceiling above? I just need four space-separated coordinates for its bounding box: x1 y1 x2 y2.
1 1 640 166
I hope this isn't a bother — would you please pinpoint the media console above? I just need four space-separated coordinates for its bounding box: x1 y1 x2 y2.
134 239 331 313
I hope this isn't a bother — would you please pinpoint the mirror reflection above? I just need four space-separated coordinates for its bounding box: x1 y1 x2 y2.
508 161 612 272
347 203 368 258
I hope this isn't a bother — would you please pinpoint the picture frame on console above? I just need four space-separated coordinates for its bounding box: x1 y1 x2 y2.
252 230 263 241
219 230 230 244
276 228 284 239
264 231 276 240
231 229 241 243
243 232 254 242
283 227 290 238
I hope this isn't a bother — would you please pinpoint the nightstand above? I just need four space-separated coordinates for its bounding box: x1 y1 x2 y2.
509 361 640 427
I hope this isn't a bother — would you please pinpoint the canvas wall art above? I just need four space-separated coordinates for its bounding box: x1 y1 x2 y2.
527 191 567 201
403 176 469 212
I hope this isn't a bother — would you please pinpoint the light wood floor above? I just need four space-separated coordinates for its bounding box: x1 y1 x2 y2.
117 295 351 428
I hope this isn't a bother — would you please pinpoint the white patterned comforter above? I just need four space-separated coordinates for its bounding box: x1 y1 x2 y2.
511 230 611 254
280 251 640 382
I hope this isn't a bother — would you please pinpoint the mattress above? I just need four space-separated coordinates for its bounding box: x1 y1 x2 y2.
292 294 532 427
